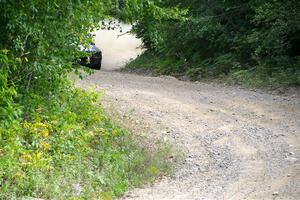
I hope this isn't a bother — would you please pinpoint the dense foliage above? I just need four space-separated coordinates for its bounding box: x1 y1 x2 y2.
0 1 172 199
1 0 108 121
126 0 300 86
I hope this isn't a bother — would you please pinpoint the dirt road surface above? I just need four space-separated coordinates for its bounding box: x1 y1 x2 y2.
76 26 300 200
77 70 299 200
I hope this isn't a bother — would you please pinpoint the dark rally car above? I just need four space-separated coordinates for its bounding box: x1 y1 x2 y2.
79 43 102 70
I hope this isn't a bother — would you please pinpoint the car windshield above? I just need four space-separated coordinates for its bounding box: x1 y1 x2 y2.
79 43 100 53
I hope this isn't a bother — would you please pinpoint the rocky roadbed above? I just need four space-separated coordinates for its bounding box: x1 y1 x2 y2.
76 70 300 200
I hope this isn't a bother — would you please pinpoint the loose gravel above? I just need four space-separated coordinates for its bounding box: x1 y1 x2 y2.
76 70 300 200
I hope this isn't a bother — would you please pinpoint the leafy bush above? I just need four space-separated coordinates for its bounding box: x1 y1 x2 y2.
127 0 300 87
0 86 172 199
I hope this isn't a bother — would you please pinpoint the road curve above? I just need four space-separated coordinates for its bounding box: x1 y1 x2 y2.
76 70 300 200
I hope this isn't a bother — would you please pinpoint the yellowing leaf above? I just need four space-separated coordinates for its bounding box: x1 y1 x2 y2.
41 142 50 150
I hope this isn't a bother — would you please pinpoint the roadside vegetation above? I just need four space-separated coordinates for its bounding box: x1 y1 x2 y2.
124 0 300 88
2 0 298 199
0 1 173 199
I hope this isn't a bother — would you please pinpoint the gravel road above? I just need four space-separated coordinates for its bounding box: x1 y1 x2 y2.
76 69 300 200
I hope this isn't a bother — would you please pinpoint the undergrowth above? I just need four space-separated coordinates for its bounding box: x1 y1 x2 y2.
0 85 173 200
125 51 300 88
125 51 188 76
